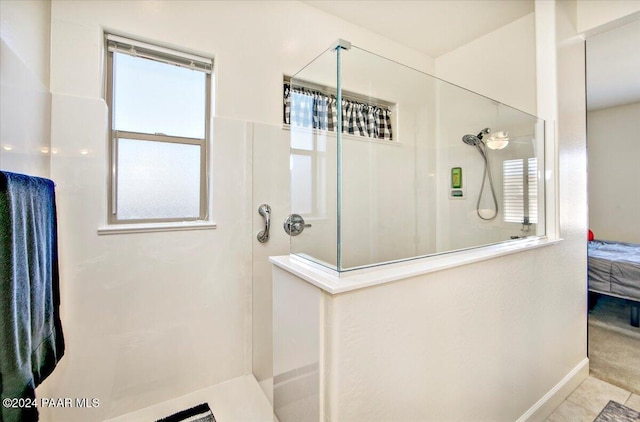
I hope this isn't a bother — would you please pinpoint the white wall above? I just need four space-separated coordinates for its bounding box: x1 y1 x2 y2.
42 1 435 421
0 0 51 178
588 102 640 243
45 109 254 422
321 246 584 421
251 121 291 403
0 0 50 87
435 13 538 116
49 1 434 126
577 0 640 34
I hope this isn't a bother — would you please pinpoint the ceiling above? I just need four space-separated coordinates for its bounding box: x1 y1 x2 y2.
305 1 640 111
303 0 534 58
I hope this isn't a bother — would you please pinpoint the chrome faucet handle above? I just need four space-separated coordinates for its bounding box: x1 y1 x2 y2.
284 214 311 236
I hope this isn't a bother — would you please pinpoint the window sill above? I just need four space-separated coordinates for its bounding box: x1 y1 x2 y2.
282 124 401 146
97 221 217 235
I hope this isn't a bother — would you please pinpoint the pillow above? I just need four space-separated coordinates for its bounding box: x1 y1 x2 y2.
588 229 594 241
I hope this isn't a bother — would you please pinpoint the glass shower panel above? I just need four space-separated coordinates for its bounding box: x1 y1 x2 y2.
289 47 338 270
339 46 439 269
434 82 545 255
289 41 546 272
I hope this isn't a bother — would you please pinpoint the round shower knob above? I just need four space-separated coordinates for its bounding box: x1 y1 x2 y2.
284 214 311 236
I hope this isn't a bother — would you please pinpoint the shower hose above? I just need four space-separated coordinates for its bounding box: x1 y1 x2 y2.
474 142 499 220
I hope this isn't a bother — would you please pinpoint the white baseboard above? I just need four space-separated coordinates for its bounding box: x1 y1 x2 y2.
517 357 589 422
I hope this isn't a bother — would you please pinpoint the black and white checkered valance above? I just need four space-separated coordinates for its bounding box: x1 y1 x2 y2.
283 83 393 141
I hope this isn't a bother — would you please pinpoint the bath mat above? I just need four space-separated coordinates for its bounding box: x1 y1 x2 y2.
594 400 640 422
156 403 216 422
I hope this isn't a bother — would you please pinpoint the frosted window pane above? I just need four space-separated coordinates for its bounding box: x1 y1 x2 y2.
291 154 312 214
291 129 314 150
117 138 201 219
114 53 206 139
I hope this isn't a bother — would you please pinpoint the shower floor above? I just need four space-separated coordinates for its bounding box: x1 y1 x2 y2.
105 375 274 422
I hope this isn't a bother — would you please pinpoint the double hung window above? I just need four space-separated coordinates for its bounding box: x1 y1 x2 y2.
105 34 212 224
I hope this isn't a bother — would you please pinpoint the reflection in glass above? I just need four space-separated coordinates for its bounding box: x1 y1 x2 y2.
291 154 313 215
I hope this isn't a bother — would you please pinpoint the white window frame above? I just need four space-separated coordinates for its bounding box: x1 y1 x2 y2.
105 34 212 225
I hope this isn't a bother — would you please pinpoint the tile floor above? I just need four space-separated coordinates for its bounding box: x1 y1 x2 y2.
104 373 636 422
105 375 274 422
546 376 640 421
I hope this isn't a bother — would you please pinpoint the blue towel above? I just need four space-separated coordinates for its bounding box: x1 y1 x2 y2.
0 171 65 422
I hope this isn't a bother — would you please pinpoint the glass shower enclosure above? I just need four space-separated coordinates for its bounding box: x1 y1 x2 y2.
287 40 545 272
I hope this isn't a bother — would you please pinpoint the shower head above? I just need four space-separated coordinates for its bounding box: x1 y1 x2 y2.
462 128 491 146
462 134 481 146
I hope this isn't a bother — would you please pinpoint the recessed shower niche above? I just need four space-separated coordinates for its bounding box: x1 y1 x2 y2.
285 40 546 272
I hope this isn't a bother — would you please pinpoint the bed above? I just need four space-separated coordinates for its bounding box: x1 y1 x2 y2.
588 239 640 327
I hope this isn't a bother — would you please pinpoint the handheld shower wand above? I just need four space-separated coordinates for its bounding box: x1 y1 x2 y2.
461 128 499 220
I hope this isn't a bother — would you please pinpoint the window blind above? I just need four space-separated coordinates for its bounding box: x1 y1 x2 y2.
503 159 525 223
527 158 538 224
503 158 538 224
106 34 212 74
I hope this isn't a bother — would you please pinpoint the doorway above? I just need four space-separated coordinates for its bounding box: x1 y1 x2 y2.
585 18 640 395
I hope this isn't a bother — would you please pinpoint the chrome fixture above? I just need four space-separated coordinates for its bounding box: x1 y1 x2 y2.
462 127 491 146
284 214 311 236
461 128 499 220
257 204 271 243
462 128 509 150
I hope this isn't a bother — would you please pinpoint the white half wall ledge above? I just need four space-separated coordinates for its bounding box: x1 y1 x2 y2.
270 236 562 294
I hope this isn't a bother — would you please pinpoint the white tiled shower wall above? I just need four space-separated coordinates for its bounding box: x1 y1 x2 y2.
0 0 51 178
